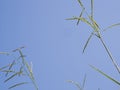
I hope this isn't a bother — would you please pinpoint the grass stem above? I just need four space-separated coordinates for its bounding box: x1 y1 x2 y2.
99 36 120 74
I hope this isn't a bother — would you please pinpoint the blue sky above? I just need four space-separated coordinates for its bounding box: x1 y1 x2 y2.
0 0 120 90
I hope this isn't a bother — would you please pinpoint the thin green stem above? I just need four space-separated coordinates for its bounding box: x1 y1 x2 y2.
99 36 120 74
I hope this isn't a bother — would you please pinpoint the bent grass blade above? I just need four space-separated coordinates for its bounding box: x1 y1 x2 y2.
67 80 82 90
67 74 86 90
103 23 120 31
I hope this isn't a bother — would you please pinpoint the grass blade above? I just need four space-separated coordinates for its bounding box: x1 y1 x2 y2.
67 80 82 90
103 23 120 31
90 0 100 32
12 46 25 52
8 82 28 89
77 9 85 25
90 65 120 85
66 17 93 28
0 64 10 71
91 0 94 18
1 70 15 73
6 60 16 76
83 32 94 53
66 16 80 20
67 76 86 90
4 73 18 83
0 52 9 55
77 0 85 9
81 74 86 89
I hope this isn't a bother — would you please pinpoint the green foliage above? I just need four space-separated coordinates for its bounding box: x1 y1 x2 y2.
67 0 120 89
0 47 38 90
82 32 94 53
1 0 120 90
67 74 86 90
8 82 28 89
90 65 120 85
103 23 120 31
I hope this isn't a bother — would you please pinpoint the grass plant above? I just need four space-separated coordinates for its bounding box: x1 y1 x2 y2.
67 0 120 88
0 46 38 90
0 0 120 90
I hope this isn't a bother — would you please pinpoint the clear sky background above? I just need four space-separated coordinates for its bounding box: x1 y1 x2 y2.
0 0 120 90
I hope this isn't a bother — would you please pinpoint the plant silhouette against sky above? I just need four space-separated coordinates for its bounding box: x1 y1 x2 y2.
67 0 120 87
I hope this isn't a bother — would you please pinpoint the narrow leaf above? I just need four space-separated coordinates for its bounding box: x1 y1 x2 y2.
67 80 82 90
0 52 9 55
66 16 79 20
80 17 92 27
8 82 28 89
90 65 120 85
77 9 85 25
12 46 25 52
0 64 10 71
103 23 120 31
4 73 18 83
1 70 15 73
83 32 94 53
66 17 92 27
81 74 86 89
77 0 85 9
6 60 16 76
27 62 34 80
91 0 94 18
